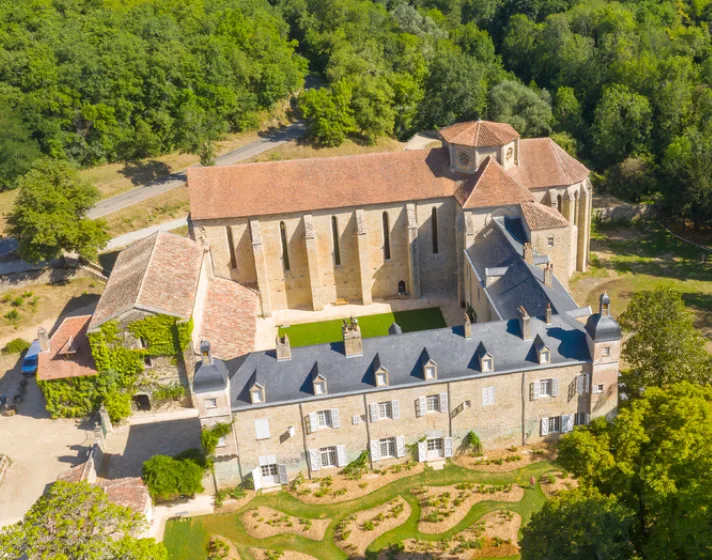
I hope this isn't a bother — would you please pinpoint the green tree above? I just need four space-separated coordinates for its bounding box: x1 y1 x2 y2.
618 287 712 395
604 155 657 203
553 86 584 137
175 102 226 167
0 481 167 560
7 160 109 263
299 81 356 147
0 103 41 190
142 453 205 502
488 80 553 137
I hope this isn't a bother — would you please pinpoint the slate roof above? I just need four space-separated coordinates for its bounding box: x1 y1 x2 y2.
37 315 97 381
521 201 569 230
439 120 520 147
228 314 590 410
89 232 204 330
455 157 534 209
193 357 230 393
507 138 589 189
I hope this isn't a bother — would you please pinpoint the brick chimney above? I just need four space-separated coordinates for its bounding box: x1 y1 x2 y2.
545 303 552 325
342 317 363 357
200 340 213 366
518 306 531 340
464 313 472 340
543 262 554 287
276 334 291 361
523 243 533 264
38 326 50 353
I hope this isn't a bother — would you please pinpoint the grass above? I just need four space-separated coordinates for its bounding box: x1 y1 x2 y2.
278 307 446 347
248 136 405 163
163 461 555 560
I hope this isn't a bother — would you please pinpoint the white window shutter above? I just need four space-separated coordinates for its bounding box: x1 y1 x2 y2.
336 445 347 467
552 378 559 397
584 374 590 394
417 440 427 462
307 412 317 434
308 449 320 471
396 435 406 458
370 439 381 462
532 381 540 400
258 455 268 466
562 414 574 433
369 403 379 422
391 400 400 420
489 387 495 405
439 392 448 413
331 408 340 429
444 437 453 458
352 414 361 425
278 464 288 485
576 375 585 395
541 417 549 436
482 387 488 405
416 396 426 417
585 412 590 425
251 466 263 490
255 418 270 440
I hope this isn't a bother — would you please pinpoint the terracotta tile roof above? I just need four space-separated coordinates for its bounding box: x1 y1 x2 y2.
37 315 97 381
90 232 204 330
187 148 461 220
507 138 589 189
56 464 86 483
98 478 150 514
521 201 569 230
455 157 534 209
200 277 258 360
439 120 520 147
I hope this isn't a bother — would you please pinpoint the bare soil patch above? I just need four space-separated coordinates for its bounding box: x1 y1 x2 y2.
541 471 578 497
454 445 556 472
415 482 524 534
287 462 424 504
249 549 318 560
211 536 241 560
336 497 410 556
241 506 329 541
214 491 255 514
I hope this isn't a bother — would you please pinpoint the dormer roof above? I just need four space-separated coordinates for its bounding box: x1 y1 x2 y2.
439 120 520 147
521 201 568 230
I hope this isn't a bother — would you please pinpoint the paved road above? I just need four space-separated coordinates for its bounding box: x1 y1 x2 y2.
104 217 188 251
87 122 306 219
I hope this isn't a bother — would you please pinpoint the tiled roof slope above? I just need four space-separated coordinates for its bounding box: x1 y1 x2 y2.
439 120 520 147
521 201 569 230
89 232 204 330
455 156 534 209
508 138 589 189
188 148 461 220
37 315 97 381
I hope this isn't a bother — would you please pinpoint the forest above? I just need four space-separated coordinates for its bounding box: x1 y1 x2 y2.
2 0 712 229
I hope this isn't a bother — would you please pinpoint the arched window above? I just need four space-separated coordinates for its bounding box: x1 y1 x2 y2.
331 216 341 266
279 221 290 271
382 211 391 261
557 195 563 214
573 192 579 226
431 207 439 254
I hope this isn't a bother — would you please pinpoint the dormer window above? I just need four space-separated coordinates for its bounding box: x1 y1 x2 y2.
313 375 327 395
481 353 494 372
539 347 550 364
424 362 437 380
250 384 265 404
376 369 389 387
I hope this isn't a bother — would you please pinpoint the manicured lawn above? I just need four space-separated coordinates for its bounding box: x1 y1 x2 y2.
277 307 447 347
163 461 555 560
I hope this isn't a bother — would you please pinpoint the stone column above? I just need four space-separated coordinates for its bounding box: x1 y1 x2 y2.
303 214 323 311
564 190 577 278
577 183 591 273
249 218 272 317
355 210 372 305
406 204 421 299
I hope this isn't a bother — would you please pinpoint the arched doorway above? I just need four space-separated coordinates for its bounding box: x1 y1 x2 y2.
132 393 151 412
398 280 407 296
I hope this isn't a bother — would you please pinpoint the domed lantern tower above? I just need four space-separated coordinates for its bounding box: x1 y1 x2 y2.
438 120 520 173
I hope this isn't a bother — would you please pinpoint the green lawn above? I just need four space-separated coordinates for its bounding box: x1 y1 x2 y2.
278 307 447 348
163 460 555 560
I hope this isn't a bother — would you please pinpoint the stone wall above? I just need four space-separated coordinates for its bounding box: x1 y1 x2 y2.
0 454 8 486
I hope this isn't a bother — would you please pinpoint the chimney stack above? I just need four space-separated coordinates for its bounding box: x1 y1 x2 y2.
464 313 472 339
342 317 363 357
276 334 291 361
200 340 213 366
523 243 533 264
543 262 554 287
38 326 50 353
518 306 531 340
545 303 552 325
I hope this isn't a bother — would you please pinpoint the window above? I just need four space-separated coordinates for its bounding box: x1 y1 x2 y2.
205 398 218 409
251 387 264 404
427 438 443 451
548 416 561 433
539 349 550 364
226 226 237 269
557 194 563 214
255 418 270 440
380 437 396 459
431 208 439 254
424 366 436 380
376 371 388 387
317 410 332 428
593 384 605 394
314 381 326 395
382 211 391 261
540 379 553 397
602 346 611 357
482 386 495 406
331 216 341 266
547 236 554 247
574 412 587 426
279 221 290 271
320 446 338 468
481 356 493 372
378 402 393 419
426 395 439 413
217 436 226 448
260 464 278 477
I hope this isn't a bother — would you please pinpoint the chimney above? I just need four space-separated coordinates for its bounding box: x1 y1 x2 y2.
342 317 363 357
600 292 611 316
523 243 533 264
464 313 472 339
200 340 213 366
38 326 50 353
543 262 554 287
545 303 552 325
276 334 291 361
518 306 531 340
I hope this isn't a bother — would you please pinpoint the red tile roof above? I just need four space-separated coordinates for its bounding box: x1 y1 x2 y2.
187 148 461 220
37 315 97 381
455 157 534 209
521 201 569 230
507 138 589 189
90 232 204 330
98 478 150 514
439 120 520 147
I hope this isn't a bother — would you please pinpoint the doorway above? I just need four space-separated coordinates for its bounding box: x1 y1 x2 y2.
398 280 407 296
426 437 444 460
132 393 151 411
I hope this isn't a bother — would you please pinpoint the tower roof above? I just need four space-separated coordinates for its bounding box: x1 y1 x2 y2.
439 120 520 147
455 156 534 209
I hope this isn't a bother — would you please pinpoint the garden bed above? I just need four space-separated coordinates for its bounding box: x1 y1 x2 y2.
336 497 411 556
249 549 318 560
541 471 577 497
453 445 556 472
241 507 329 540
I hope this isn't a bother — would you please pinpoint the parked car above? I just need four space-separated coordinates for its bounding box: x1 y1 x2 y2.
21 339 41 376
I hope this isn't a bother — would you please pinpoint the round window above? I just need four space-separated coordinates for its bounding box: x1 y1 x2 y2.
458 151 470 166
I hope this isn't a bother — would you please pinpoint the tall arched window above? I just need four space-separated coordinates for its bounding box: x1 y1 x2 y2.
431 208 439 254
331 216 341 266
557 195 563 214
280 221 290 271
382 211 391 261
573 192 579 226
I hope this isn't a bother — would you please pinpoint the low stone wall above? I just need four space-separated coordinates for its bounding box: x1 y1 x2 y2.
0 454 9 485
0 265 104 292
593 201 658 222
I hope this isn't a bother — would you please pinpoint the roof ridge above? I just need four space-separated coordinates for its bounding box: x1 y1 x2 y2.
548 138 574 184
135 232 161 310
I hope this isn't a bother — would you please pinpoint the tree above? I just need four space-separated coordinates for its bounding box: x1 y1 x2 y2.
0 481 167 560
488 80 553 137
604 155 657 203
553 86 583 137
0 103 41 190
557 383 712 560
618 287 712 395
299 81 357 147
142 453 205 501
520 488 637 560
175 101 226 167
6 160 109 263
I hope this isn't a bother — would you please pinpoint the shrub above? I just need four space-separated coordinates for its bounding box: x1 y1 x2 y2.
4 309 20 324
207 537 229 560
142 453 205 501
342 450 369 480
1 338 30 355
201 422 233 456
103 391 132 422
151 382 185 403
465 431 483 455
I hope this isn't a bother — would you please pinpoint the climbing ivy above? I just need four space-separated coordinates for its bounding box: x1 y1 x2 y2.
201 422 233 457
127 315 193 357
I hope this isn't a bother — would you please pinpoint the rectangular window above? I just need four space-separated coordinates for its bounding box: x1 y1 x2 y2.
426 395 439 413
547 236 554 247
427 438 443 451
317 410 332 429
431 208 439 254
314 382 326 395
574 412 587 426
540 379 553 397
217 436 226 448
593 384 605 394
260 464 278 477
482 386 495 406
382 212 391 261
548 416 561 433
424 366 436 380
320 447 337 468
602 346 611 357
482 357 493 372
226 226 237 269
376 372 388 386
378 402 393 419
205 398 218 409
379 437 396 459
